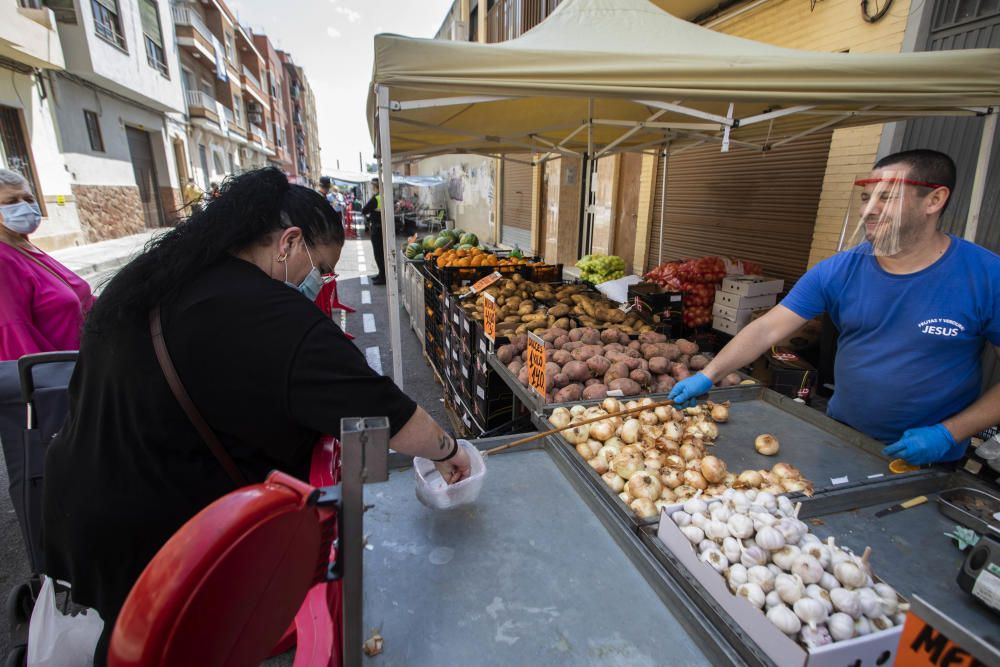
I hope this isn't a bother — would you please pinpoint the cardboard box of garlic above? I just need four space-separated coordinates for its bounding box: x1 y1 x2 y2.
658 491 907 667
553 396 814 522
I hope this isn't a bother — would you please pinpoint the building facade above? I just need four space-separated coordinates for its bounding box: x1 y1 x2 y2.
278 50 320 187
252 31 292 175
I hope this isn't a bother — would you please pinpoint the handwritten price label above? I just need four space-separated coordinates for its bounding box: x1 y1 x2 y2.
462 271 503 298
526 332 547 397
896 612 987 666
483 292 497 343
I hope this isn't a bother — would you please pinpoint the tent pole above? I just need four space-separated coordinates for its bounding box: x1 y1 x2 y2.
376 84 404 390
965 110 997 243
658 144 669 266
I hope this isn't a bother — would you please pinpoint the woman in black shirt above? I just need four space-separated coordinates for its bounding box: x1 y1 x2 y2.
42 169 470 663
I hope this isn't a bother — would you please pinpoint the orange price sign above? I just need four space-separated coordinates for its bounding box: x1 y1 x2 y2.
896 611 987 667
526 332 547 397
469 271 503 295
483 292 497 343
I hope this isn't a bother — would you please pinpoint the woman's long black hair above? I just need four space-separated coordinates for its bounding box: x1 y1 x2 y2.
86 168 344 333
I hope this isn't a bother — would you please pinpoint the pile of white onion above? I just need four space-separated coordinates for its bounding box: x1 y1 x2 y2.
555 397 813 519
672 490 908 648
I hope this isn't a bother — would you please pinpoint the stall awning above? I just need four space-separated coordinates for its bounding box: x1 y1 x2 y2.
368 0 1000 160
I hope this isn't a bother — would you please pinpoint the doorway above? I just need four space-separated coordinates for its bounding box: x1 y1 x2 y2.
612 153 642 272
125 126 164 229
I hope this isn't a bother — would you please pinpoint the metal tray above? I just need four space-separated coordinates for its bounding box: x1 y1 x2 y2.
534 385 894 529
937 487 1000 538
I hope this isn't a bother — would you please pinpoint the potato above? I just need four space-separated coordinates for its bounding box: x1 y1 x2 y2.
662 343 681 361
553 335 570 348
582 383 608 400
562 360 591 383
568 328 585 342
627 340 642 351
654 376 676 393
638 331 668 344
648 356 670 374
587 355 612 376
581 328 602 345
571 345 604 362
551 350 573 366
620 356 642 371
604 362 630 384
508 359 524 374
553 373 570 388
629 369 652 386
676 338 699 356
600 328 620 344
609 378 642 396
545 362 562 378
517 366 529 386
677 354 690 367
671 363 691 381
618 332 631 345
603 342 624 354
562 341 584 352
553 317 571 330
548 304 570 318
496 345 514 364
689 354 710 370
719 372 743 387
584 378 601 387
553 384 584 404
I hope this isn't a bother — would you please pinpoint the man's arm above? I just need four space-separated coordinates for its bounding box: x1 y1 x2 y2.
390 406 472 483
700 305 810 382
942 346 1000 441
361 196 377 217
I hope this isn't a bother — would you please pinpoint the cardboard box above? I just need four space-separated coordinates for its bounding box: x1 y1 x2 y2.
720 275 785 297
715 290 778 310
712 316 745 336
712 302 756 326
656 508 905 667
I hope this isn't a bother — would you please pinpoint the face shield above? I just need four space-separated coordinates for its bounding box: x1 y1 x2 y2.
838 171 945 257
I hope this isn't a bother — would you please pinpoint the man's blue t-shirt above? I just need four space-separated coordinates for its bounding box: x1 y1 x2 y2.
781 236 1000 448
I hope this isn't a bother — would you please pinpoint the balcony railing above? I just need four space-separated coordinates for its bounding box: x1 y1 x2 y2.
250 123 266 144
242 65 262 92
486 0 563 43
186 89 216 110
223 106 237 127
171 5 213 45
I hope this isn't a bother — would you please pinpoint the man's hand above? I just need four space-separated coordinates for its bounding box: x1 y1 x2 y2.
434 441 472 484
882 424 958 466
668 372 713 408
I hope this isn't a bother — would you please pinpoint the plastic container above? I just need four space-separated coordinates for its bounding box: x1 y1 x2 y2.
414 440 487 510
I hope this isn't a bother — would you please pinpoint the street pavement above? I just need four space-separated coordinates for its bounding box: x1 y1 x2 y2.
1 227 448 662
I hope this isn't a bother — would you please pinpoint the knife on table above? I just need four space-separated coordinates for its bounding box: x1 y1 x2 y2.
874 495 928 518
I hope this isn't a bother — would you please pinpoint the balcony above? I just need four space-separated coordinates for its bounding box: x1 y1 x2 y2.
0 4 65 70
185 89 219 122
172 6 215 61
241 65 269 107
250 123 266 145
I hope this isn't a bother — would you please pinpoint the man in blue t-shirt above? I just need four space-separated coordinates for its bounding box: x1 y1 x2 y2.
670 149 1000 466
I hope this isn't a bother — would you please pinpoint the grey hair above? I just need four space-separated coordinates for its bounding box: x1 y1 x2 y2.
0 169 29 190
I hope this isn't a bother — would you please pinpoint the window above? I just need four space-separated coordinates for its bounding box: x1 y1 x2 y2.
232 94 242 125
91 0 125 49
0 105 44 213
139 0 168 76
228 152 236 174
198 144 209 189
212 150 225 175
224 32 235 61
83 110 104 152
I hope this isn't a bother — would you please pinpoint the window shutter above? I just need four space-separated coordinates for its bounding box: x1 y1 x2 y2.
139 0 162 46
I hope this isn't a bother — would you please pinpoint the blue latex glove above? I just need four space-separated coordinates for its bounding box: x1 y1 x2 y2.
668 372 713 408
882 424 959 466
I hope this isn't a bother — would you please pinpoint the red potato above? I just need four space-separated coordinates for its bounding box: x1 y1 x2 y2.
603 343 625 354
585 378 602 387
671 363 691 381
581 328 603 345
511 334 528 351
627 340 642 351
548 328 569 339
497 345 514 364
568 328 585 342
601 328 621 344
648 356 670 374
638 331 668 344
545 362 562 378
571 345 604 362
661 343 681 361
553 373 569 388
582 383 608 400
654 376 676 393
678 354 691 367
635 358 649 373
618 332 631 345
587 355 612 376
553 383 583 403
629 369 652 386
508 359 524 374
553 335 570 348
621 356 643 371
676 338 699 356
689 354 710 370
640 344 659 360
608 378 642 396
719 372 743 387
521 349 529 362
517 366 529 386
604 362 631 384
562 341 584 352
542 331 559 343
562 360 591 383
551 350 573 366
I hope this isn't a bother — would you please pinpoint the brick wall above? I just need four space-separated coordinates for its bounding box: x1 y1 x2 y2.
72 185 145 241
712 0 913 266
160 186 183 225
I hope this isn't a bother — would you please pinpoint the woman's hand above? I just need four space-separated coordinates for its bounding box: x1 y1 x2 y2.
435 443 472 484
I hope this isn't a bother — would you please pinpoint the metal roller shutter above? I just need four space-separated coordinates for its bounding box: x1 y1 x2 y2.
646 132 832 285
501 155 533 249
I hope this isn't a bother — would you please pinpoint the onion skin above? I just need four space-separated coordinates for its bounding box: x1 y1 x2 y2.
755 434 780 456
701 456 728 483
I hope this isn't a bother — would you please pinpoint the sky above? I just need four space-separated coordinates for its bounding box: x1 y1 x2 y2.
229 0 455 174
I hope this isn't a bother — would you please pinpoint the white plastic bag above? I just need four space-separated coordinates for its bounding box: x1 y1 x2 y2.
27 577 103 667
414 439 486 510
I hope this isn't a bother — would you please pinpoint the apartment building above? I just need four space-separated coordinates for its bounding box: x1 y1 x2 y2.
252 31 292 175
0 2 84 250
171 0 274 192
278 50 320 187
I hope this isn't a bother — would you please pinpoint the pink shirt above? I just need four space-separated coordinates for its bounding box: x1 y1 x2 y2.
0 242 95 361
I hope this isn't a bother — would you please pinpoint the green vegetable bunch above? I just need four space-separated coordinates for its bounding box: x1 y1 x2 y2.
576 254 626 284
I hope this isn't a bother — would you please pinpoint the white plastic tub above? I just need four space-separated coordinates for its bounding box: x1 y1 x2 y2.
414 440 486 510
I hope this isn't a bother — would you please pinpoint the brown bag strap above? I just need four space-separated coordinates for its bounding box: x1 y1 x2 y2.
149 306 247 487
8 244 74 290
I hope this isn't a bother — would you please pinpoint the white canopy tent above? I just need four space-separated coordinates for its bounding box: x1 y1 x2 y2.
368 0 1000 389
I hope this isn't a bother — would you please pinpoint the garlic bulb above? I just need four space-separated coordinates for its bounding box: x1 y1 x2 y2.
705 519 730 541
755 526 786 552
744 489 758 501
870 615 893 632
854 616 872 636
830 588 861 619
775 518 805 545
771 545 801 571
740 545 769 568
728 491 751 514
819 573 840 593
722 537 742 564
777 495 795 517
874 583 901 615
775 573 805 604
727 563 749 589
701 548 729 573
791 554 824 585
793 597 829 629
671 510 692 527
767 563 783 577
681 525 705 545
857 588 883 618
709 502 732 523
699 539 717 554
756 492 778 511
737 583 766 609
801 542 831 569
800 533 822 546
834 561 867 590
747 565 775 593
828 613 856 642
601 471 626 493
727 514 754 539
799 624 833 648
766 604 802 635
755 434 780 456
805 585 834 614
752 512 777 529
683 496 708 516
765 590 783 609
826 537 853 567
691 512 708 529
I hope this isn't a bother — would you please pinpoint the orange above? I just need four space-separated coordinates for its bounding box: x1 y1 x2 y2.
888 458 920 474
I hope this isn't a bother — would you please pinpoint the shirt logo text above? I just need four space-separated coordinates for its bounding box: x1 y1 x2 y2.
918 318 965 338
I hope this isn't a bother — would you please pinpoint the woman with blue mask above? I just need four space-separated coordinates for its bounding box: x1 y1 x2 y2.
0 169 94 361
42 168 471 665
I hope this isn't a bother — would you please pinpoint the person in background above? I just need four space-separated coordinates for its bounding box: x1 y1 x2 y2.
0 169 94 361
209 182 221 200
669 149 1000 467
182 178 203 217
362 179 386 285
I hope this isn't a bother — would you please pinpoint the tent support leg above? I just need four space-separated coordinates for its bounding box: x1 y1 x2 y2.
376 84 405 390
965 111 997 243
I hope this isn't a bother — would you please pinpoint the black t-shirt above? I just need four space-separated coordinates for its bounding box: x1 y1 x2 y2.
43 255 416 628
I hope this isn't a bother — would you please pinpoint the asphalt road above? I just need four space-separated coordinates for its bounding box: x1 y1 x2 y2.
0 233 450 664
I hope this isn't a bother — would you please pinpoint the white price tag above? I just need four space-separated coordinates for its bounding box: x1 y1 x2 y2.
830 476 849 486
477 386 485 399
480 340 487 354
607 389 625 397
867 473 885 480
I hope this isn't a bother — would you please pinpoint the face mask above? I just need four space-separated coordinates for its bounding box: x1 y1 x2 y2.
284 241 325 301
0 201 42 235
